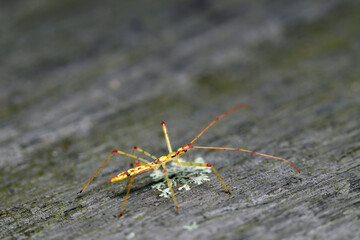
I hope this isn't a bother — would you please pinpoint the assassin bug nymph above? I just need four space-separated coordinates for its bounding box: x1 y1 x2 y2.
78 104 300 217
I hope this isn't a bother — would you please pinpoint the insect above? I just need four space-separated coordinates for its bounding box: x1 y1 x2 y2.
78 104 300 217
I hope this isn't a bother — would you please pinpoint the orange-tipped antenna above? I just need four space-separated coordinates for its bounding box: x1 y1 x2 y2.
189 104 251 145
189 146 300 173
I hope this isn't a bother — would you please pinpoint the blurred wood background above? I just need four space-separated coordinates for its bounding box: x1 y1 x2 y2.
1 0 359 239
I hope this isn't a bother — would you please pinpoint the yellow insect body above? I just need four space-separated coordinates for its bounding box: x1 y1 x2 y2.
110 148 186 182
110 165 152 182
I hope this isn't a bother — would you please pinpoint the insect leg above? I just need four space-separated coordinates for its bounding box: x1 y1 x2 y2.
162 163 178 211
161 121 173 153
119 161 140 217
78 150 152 194
131 146 157 167
174 160 231 194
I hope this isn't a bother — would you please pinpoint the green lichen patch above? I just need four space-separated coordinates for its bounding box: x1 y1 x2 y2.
183 221 199 231
150 156 212 198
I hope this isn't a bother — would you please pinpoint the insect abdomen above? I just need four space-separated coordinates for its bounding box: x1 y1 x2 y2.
110 165 151 182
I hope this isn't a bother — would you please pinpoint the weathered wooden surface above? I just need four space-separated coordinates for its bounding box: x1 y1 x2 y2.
1 0 359 239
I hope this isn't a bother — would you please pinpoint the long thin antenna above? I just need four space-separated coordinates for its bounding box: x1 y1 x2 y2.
189 104 251 145
190 146 300 173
